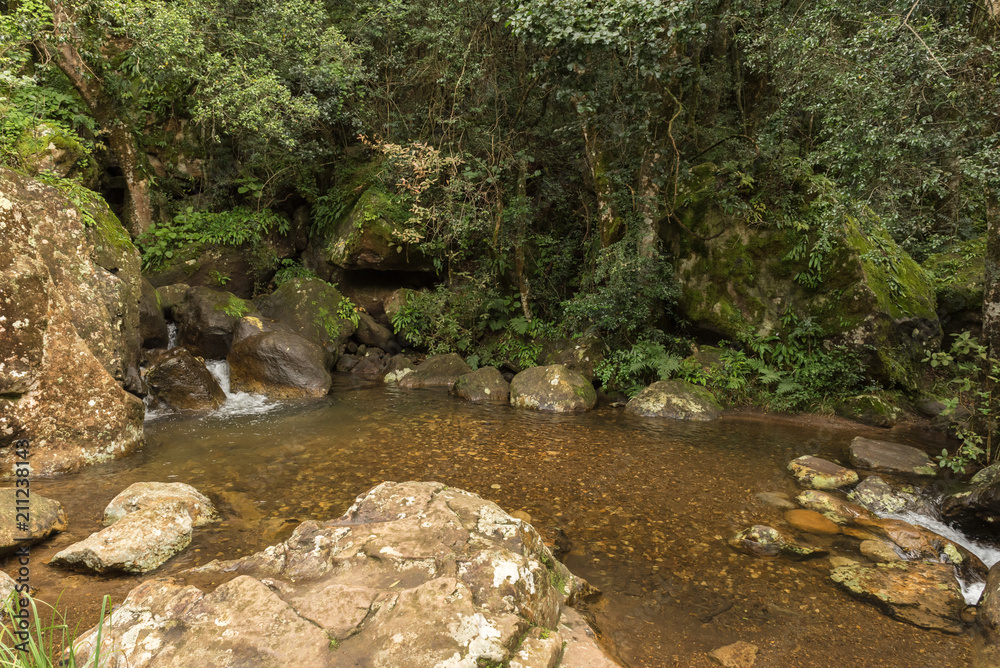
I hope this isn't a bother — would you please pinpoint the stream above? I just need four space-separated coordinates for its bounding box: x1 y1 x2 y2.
5 371 980 667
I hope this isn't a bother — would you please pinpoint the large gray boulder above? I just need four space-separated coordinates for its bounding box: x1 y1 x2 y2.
942 463 1000 534
453 366 510 404
228 331 332 399
625 379 721 421
510 365 597 413
848 437 937 476
0 170 144 476
0 489 67 555
398 353 473 390
145 348 226 411
69 481 618 668
354 311 400 353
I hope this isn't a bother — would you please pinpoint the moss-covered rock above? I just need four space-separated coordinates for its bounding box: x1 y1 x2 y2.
833 393 909 428
257 278 357 365
668 173 941 390
922 237 985 339
510 364 597 412
146 243 274 299
15 123 96 186
624 379 722 421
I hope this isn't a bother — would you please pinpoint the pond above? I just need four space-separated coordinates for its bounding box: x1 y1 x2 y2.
8 377 974 667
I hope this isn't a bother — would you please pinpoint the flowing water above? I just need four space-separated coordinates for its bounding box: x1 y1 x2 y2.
7 375 979 667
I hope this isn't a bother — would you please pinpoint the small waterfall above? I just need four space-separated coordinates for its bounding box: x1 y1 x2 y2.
167 323 178 349
885 510 1000 605
205 360 277 417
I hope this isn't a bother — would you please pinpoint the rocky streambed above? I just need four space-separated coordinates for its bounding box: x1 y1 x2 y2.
1 381 986 667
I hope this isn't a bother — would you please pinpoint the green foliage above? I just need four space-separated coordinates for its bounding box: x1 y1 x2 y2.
925 332 999 472
136 207 288 271
273 261 321 287
337 296 360 329
215 294 251 319
0 592 110 668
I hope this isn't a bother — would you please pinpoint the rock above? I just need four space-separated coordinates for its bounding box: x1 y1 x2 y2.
510 365 597 413
398 353 474 390
16 122 95 184
668 176 941 390
354 311 399 354
848 437 937 476
860 540 903 563
512 510 533 523
854 516 988 583
848 476 936 516
384 287 418 324
50 500 194 574
228 331 332 399
729 525 827 560
156 283 190 319
145 348 226 411
231 315 294 346
755 492 796 510
0 570 15 603
787 456 859 489
351 349 390 380
146 243 272 299
829 556 859 568
321 187 433 272
833 393 907 428
175 286 256 359
382 354 417 384
708 641 759 668
942 463 1000 534
923 239 985 340
795 490 876 524
335 353 360 373
541 330 605 381
979 561 1000 647
257 278 356 362
69 481 616 668
624 380 722 421
453 366 511 404
0 490 67 555
830 562 967 633
103 482 217 527
0 170 145 476
784 509 840 535
139 277 169 348
558 607 621 667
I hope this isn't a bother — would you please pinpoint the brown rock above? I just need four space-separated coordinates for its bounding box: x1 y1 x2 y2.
145 348 226 410
784 509 840 535
708 641 759 668
849 437 937 476
787 456 859 489
860 540 903 563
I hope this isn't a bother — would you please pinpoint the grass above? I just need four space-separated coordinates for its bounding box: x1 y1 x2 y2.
0 593 110 668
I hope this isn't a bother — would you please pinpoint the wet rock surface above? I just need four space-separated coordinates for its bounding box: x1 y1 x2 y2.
849 476 936 516
453 366 510 404
257 278 356 358
103 482 217 527
70 481 616 667
139 277 169 348
787 456 859 490
942 463 1000 533
0 489 67 554
175 286 256 359
145 347 226 411
398 352 474 390
228 330 332 399
624 380 722 421
510 364 597 413
849 437 937 476
729 525 827 560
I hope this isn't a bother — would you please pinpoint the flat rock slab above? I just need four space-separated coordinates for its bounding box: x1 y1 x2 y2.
848 437 937 476
624 379 721 421
103 482 217 527
830 562 967 633
784 509 840 535
69 481 619 668
51 500 193 574
0 489 67 555
787 455 859 489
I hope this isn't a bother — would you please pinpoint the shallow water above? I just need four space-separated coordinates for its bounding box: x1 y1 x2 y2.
6 379 975 666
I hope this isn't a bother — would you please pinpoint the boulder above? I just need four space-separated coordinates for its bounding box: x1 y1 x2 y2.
541 330 605 381
848 476 936 516
942 463 1000 533
729 525 827 560
398 353 474 390
228 331 332 399
354 311 400 354
833 393 907 428
0 489 67 555
351 349 390 380
624 380 722 421
510 365 597 413
103 482 217 527
979 561 1000 653
50 500 194 574
335 353 360 373
16 122 95 185
0 170 145 476
146 243 272 299
139 277 169 349
453 366 510 404
848 437 937 476
257 278 357 362
667 171 941 390
923 238 985 339
787 456 859 489
795 490 875 525
830 562 967 633
156 283 190 319
231 315 295 346
175 286 256 359
69 481 617 668
854 516 987 583
383 354 417 384
145 348 226 411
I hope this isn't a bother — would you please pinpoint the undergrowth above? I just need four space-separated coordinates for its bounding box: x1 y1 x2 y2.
0 592 110 668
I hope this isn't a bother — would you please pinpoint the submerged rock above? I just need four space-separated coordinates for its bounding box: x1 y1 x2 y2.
859 540 904 564
103 482 217 527
729 525 826 560
398 353 474 390
624 380 722 421
708 641 759 668
228 331 332 399
787 456 859 489
51 500 194 574
784 509 839 535
453 366 510 404
848 437 937 476
830 562 967 634
69 481 617 667
795 490 875 525
510 365 597 413
145 348 226 411
0 490 67 555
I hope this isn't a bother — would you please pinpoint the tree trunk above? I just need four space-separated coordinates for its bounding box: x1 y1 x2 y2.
581 118 621 247
985 197 1000 361
46 2 153 236
514 154 532 322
